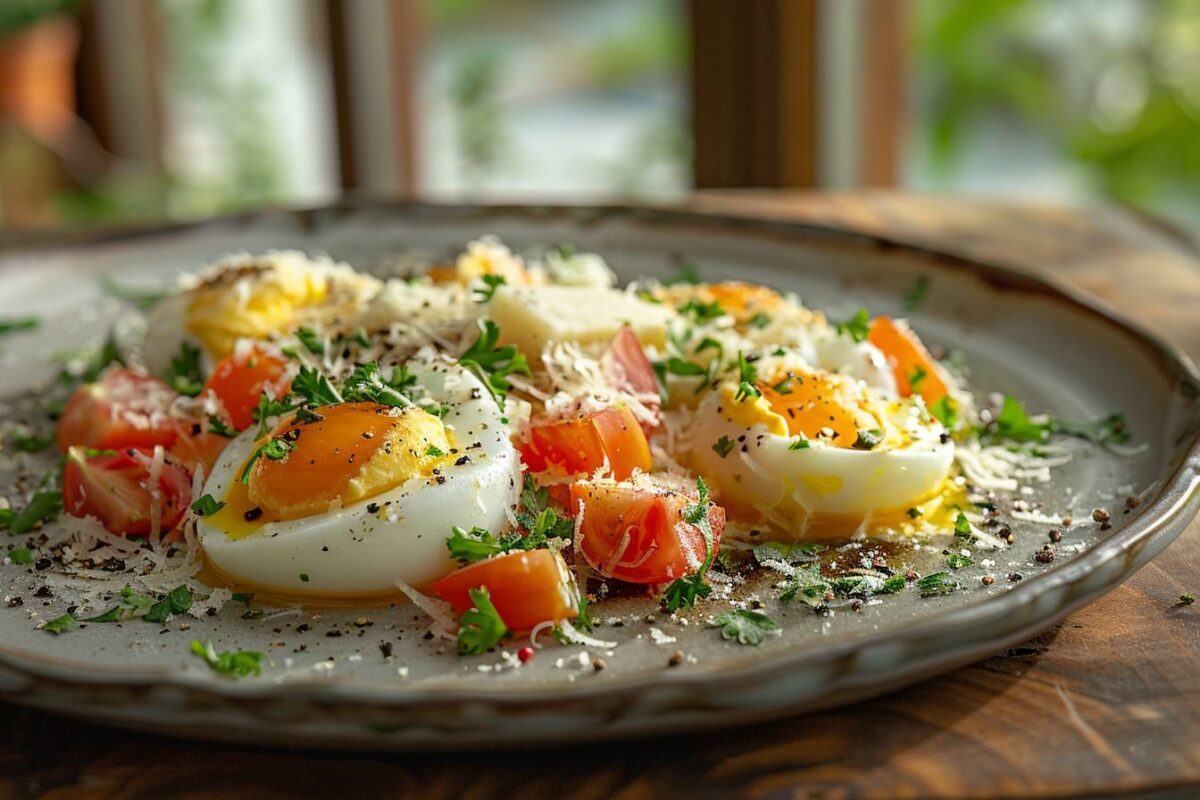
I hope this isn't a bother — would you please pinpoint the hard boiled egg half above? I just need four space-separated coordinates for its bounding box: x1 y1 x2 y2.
197 358 520 598
686 352 953 538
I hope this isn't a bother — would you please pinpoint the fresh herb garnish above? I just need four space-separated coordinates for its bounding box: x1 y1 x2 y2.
251 394 296 437
908 366 927 393
852 429 884 450
473 274 507 302
930 396 958 429
787 437 811 451
982 395 1129 446
342 363 417 408
662 477 716 612
457 587 508 655
3 489 63 535
771 376 795 394
291 365 343 407
8 547 34 564
143 585 194 623
733 352 760 402
902 275 931 312
659 357 708 378
207 416 237 438
295 326 325 355
164 342 204 397
953 512 973 539
916 571 959 597
709 609 780 645
190 494 225 516
678 298 724 323
946 552 974 569
747 312 772 330
10 431 54 452
907 507 922 519
665 262 701 285
190 639 266 677
753 541 825 565
425 445 445 457
458 320 531 405
834 308 870 343
0 317 39 336
712 435 735 458
42 613 76 634
239 435 294 484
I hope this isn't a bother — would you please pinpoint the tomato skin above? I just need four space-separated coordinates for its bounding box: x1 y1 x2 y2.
524 406 651 481
602 327 660 429
867 316 950 406
63 446 193 536
56 369 180 453
168 427 230 477
569 482 725 585
431 549 579 631
202 345 291 431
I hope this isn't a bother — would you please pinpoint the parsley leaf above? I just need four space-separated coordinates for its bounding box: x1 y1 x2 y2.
747 312 772 330
733 352 760 402
946 552 974 569
4 489 63 535
659 357 708 377
0 317 39 336
908 366 927 394
713 435 735 458
458 320 531 404
473 274 507 302
953 512 973 539
1052 413 1130 445
291 365 343 407
709 609 780 645
983 395 1130 446
341 363 416 408
916 571 959 597
239 435 294 483
787 437 811 451
446 526 504 563
42 613 76 634
251 394 297 437
295 326 325 355
662 477 716 612
677 298 725 324
190 639 266 677
143 585 193 623
207 416 237 438
164 342 204 397
930 396 958 429
852 429 884 450
834 308 870 342
990 395 1047 442
190 494 225 516
10 431 54 452
457 587 508 655
665 262 701 285
902 275 931 312
8 547 34 564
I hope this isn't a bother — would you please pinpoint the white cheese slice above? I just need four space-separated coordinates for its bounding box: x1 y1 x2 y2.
489 285 672 356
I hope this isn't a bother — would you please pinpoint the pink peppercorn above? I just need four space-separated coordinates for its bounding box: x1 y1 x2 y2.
517 646 535 663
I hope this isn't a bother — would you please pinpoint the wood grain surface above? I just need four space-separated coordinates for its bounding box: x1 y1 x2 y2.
3 192 1200 800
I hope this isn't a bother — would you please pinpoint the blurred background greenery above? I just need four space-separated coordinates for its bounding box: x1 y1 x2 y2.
0 0 1196 234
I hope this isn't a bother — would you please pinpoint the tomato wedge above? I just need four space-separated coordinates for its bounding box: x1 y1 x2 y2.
63 446 193 536
867 316 950 406
57 368 180 453
430 549 579 631
602 327 660 428
569 482 725 585
523 406 651 481
168 426 230 477
202 345 291 431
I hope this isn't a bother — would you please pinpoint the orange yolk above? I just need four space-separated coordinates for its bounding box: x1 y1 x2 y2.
758 372 860 447
705 282 782 323
245 402 451 520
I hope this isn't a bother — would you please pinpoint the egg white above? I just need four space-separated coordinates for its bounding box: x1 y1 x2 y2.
197 359 520 596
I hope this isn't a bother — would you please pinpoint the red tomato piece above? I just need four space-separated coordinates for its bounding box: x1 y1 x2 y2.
603 326 660 427
63 446 193 536
569 481 725 585
524 406 651 481
168 426 230 477
57 368 180 453
430 549 579 631
202 345 291 431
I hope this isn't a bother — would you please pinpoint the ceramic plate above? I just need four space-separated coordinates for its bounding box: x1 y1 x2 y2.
1 204 1197 750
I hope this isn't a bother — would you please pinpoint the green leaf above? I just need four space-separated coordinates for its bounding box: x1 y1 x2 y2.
677 298 724 323
953 512 973 539
164 342 205 397
835 308 870 342
341 362 418 408
190 494 225 516
747 312 772 330
7 547 34 564
291 365 343 407
712 435 735 458
5 490 63 535
709 609 780 645
1050 413 1130 445
457 587 508 655
930 396 958 429
458 320 531 405
660 357 708 377
190 639 265 677
991 395 1048 442
946 552 974 569
251 394 296 437
207 416 237 438
0 317 39 336
662 477 716 612
916 571 959 597
143 585 193 623
908 366 927 394
665 262 701 285
295 326 325 355
446 526 506 564
733 352 761 402
902 275 931 312
10 431 54 452
42 613 76 634
878 574 908 594
787 437 811 451
753 541 825 565
473 274 507 302
239 435 295 484
852 429 884 450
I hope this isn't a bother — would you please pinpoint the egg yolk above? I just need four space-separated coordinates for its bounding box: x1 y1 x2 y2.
723 370 860 447
245 402 452 520
704 282 782 323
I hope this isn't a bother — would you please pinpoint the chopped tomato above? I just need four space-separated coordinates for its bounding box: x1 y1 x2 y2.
523 406 651 481
569 482 725 585
63 446 193 536
202 345 291 431
602 327 660 428
867 316 950 406
431 549 579 631
57 368 180 453
168 426 230 477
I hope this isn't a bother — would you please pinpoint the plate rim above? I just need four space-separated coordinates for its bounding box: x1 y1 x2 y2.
1 200 1198 715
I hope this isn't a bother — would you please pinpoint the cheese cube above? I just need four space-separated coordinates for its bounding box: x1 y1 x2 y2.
489 285 672 358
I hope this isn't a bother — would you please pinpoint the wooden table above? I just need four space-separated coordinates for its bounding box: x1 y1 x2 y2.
4 193 1200 800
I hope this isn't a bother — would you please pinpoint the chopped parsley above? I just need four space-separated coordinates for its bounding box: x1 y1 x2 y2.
473 274 507 302
834 308 870 342
207 416 237 438
712 435 736 458
295 326 325 355
787 437 810 451
164 342 205 396
659 357 708 378
747 312 772 330
0 317 39 336
458 320 531 404
916 571 959 597
457 587 508 655
771 376 795 394
8 547 34 564
946 552 974 569
190 639 266 677
3 489 63 535
906 507 923 519
251 395 296 437
42 614 75 634
953 512 973 539
662 477 716 612
930 396 958 429
984 395 1129 446
902 275 931 311
709 609 780 646
10 431 54 452
291 365 343 407
852 429 884 450
665 262 702 285
678 298 724 323
753 541 825 565
733 352 760 402
425 445 446 457
239 435 295 483
1180 593 1196 605
190 494 225 516
908 366 927 394
342 363 419 409
142 585 194 623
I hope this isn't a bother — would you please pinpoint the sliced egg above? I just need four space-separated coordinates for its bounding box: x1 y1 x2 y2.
197 359 520 598
685 354 952 537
